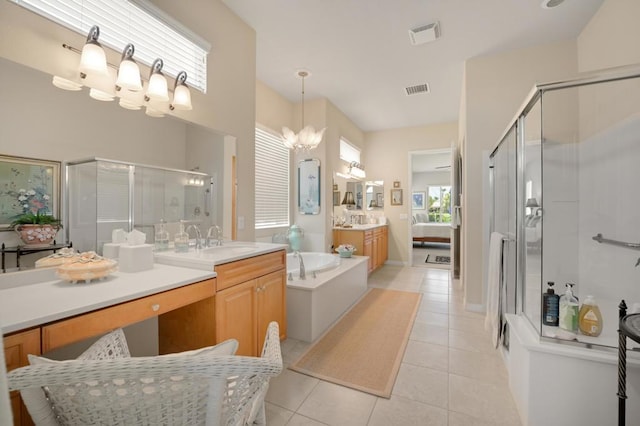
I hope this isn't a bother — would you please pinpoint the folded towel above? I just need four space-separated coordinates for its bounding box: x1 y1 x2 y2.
485 232 505 348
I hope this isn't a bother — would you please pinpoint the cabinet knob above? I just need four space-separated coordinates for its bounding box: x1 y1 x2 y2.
151 304 160 311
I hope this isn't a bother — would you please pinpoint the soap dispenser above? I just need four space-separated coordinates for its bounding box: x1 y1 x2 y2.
155 220 170 252
559 283 579 333
174 222 189 253
542 281 559 326
579 295 603 337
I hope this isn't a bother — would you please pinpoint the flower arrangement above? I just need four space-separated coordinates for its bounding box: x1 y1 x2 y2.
336 244 357 257
9 188 61 228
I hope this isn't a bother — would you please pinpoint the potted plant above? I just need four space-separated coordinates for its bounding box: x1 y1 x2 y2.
9 188 61 246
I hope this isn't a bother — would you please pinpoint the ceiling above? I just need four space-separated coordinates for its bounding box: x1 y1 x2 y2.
222 0 604 132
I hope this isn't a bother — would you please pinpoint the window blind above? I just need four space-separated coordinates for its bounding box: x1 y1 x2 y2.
11 0 210 93
255 127 290 229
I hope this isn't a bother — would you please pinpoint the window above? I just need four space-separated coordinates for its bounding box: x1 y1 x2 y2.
339 137 361 164
427 186 451 223
11 0 210 93
255 127 290 229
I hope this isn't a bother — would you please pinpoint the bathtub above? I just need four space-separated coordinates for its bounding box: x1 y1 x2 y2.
286 252 340 276
286 252 368 342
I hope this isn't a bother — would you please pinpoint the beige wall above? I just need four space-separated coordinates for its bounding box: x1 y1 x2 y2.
364 123 458 264
462 40 578 308
577 0 640 73
0 0 257 240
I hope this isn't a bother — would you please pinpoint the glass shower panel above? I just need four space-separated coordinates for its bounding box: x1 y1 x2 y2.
541 76 640 348
522 99 542 332
491 124 518 316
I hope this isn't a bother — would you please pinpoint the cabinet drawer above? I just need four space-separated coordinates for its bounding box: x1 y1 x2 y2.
364 230 373 240
42 278 216 352
216 250 285 291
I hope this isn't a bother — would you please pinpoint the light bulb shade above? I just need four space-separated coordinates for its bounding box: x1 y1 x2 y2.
525 198 539 208
52 75 83 91
89 88 114 101
341 191 356 206
146 58 169 102
79 41 108 76
116 44 142 91
145 106 165 117
170 71 192 110
119 97 141 110
79 26 107 76
84 67 116 101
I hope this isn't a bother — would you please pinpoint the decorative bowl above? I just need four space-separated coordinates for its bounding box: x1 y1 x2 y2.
335 245 356 258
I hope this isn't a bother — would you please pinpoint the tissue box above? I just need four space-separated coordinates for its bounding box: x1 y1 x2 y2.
118 244 154 273
102 243 122 260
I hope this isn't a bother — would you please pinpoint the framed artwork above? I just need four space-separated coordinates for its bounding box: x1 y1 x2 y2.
390 188 403 206
0 155 61 230
376 193 384 207
412 191 426 209
393 181 400 188
333 191 341 206
333 183 338 191
298 158 321 214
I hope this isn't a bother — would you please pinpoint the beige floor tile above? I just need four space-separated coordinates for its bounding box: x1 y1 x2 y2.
449 410 521 426
286 414 329 426
411 322 449 346
448 347 508 384
448 329 495 353
419 300 449 314
265 402 294 426
420 291 450 303
448 315 487 334
266 369 319 412
368 395 448 426
448 302 485 318
403 340 448 371
392 363 448 408
414 310 449 327
296 381 377 426
449 374 521 425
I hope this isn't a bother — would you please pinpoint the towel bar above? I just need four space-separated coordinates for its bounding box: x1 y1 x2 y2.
592 233 640 250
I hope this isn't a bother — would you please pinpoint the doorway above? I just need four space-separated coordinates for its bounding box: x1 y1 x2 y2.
409 149 453 269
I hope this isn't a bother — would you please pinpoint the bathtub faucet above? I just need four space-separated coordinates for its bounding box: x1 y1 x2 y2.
185 224 203 250
294 251 306 280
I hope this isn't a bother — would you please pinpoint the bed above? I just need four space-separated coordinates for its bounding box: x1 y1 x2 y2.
412 221 451 244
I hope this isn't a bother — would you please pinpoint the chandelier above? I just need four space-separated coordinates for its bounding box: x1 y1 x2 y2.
282 70 326 151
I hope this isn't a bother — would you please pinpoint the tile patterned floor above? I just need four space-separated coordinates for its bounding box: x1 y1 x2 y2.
265 264 522 425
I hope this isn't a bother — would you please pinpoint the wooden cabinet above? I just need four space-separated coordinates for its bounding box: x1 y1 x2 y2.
333 225 388 273
4 328 40 426
215 250 286 357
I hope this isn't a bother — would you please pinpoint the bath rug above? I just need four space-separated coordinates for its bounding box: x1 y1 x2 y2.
426 254 450 264
289 288 421 398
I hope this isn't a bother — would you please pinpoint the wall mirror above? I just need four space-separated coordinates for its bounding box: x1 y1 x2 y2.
0 57 236 245
365 180 384 210
298 158 321 215
346 181 363 210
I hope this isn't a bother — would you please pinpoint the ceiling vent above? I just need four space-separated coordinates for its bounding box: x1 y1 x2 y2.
405 83 430 96
409 22 440 46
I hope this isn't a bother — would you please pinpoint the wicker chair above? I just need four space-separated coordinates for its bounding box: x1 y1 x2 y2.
8 322 283 426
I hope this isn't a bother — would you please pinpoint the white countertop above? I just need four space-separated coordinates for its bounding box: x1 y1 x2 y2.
153 241 288 270
333 223 387 231
0 264 216 334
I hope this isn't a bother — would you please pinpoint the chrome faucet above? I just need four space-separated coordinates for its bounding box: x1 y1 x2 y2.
185 224 203 250
294 250 306 280
206 225 223 247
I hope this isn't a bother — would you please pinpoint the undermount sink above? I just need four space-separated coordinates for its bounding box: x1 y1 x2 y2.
202 244 257 255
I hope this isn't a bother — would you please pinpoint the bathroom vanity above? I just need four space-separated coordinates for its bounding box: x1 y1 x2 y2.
332 224 388 273
1 243 286 425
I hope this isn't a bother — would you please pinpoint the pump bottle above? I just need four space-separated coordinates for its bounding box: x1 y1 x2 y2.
559 283 579 333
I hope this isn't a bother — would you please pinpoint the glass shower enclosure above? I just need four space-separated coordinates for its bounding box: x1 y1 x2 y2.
490 66 640 350
66 158 215 255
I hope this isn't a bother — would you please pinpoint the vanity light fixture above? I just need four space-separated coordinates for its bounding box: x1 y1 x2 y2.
115 44 143 91
170 71 193 110
145 59 170 102
79 26 108 78
349 161 366 179
282 70 326 152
